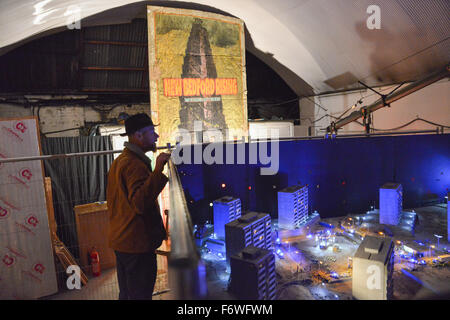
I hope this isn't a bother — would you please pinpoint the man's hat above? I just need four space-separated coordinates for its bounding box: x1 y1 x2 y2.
120 113 158 136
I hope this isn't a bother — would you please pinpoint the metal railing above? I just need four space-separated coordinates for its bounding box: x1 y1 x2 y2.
166 158 208 299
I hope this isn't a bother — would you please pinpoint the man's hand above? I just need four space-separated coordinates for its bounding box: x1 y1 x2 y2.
154 152 171 173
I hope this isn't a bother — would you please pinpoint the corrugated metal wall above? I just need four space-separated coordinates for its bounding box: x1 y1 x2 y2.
0 19 149 94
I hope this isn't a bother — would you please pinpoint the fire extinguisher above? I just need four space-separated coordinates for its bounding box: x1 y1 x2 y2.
90 247 101 277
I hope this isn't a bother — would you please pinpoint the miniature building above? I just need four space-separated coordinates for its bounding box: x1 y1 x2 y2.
213 196 241 239
225 211 272 260
229 246 276 300
402 241 429 258
278 185 308 229
352 235 395 300
379 183 403 225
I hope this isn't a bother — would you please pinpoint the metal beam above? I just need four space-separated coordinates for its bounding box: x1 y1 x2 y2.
81 66 146 71
83 40 147 47
327 64 450 133
0 145 173 164
81 88 148 92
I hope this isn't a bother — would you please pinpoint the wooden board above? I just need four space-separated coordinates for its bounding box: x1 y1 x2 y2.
53 235 88 286
44 177 57 237
74 202 116 275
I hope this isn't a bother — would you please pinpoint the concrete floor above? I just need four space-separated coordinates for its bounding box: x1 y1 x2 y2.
43 268 172 300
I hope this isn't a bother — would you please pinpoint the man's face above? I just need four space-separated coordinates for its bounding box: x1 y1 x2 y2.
137 126 159 152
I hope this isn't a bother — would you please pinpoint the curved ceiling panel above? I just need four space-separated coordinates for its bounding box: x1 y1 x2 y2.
1 0 448 94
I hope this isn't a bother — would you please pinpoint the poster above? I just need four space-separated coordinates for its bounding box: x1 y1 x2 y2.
147 6 248 145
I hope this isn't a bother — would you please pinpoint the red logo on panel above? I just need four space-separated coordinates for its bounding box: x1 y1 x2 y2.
0 206 9 219
2 254 16 267
33 263 45 275
20 168 33 181
25 215 39 228
14 121 27 134
9 168 33 189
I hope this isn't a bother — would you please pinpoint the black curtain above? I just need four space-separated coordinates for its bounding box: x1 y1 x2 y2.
41 136 114 259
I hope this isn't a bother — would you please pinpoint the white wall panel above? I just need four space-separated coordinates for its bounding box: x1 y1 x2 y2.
0 117 57 299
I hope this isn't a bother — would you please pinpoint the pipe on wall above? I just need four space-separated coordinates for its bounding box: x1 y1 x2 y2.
327 64 450 133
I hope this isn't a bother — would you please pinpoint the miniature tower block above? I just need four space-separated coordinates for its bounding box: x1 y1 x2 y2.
229 246 276 300
379 183 402 225
278 185 308 229
213 196 241 239
225 212 272 261
352 236 395 300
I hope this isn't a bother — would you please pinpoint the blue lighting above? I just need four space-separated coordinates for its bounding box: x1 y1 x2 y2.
178 134 448 222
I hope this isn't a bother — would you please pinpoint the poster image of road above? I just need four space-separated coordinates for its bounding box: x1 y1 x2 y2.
147 6 248 145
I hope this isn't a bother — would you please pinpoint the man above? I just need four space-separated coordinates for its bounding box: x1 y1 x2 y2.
107 113 170 300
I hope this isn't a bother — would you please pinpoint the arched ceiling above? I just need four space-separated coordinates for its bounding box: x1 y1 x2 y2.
0 0 449 96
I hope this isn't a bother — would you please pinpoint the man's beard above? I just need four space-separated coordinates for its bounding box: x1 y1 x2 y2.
149 143 157 152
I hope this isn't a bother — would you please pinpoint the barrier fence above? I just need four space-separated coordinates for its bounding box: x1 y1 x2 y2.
1 149 172 300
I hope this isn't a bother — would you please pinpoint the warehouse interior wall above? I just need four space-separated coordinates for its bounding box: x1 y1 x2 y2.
300 79 450 136
0 103 149 137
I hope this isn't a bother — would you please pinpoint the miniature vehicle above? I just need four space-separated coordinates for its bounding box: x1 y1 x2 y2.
276 248 285 259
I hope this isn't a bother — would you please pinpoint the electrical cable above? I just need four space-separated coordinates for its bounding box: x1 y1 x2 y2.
301 113 341 125
334 100 361 121
318 117 450 132
248 97 299 107
41 127 82 135
369 117 450 131
303 96 328 112
315 37 449 130
329 81 406 124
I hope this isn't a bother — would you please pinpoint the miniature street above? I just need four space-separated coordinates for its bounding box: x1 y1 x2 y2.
199 203 450 300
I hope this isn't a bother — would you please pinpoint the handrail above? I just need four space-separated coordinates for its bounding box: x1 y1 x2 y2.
1 130 447 164
166 158 207 299
0 145 171 164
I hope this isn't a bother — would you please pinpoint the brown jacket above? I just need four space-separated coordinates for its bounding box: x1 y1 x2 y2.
107 146 168 253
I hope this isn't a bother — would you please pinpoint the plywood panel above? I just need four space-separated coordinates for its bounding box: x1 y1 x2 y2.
44 177 57 237
74 202 116 275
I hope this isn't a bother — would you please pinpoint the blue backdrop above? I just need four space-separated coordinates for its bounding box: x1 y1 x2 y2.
176 134 450 225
